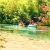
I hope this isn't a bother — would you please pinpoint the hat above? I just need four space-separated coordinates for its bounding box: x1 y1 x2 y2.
32 20 33 21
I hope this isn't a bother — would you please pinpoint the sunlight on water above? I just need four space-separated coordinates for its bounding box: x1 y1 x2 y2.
0 24 50 40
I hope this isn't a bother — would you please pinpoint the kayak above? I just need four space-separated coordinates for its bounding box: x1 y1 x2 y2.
28 24 37 28
19 24 24 26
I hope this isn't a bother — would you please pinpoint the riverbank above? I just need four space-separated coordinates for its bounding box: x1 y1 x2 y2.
0 31 50 50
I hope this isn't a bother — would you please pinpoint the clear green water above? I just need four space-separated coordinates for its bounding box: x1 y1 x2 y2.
0 24 50 40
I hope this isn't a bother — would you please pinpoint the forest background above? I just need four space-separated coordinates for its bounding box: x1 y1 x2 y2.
0 0 50 25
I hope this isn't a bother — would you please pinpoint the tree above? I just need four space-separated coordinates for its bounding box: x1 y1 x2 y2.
38 3 50 26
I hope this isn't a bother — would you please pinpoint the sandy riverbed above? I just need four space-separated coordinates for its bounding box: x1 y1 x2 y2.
0 32 50 50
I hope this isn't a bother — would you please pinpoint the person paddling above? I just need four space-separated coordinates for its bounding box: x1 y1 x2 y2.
19 20 23 24
30 20 34 25
19 20 24 26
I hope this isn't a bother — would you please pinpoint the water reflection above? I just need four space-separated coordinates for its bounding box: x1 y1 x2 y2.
0 25 50 40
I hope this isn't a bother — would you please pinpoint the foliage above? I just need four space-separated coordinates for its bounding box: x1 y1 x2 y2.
37 3 50 26
0 0 49 25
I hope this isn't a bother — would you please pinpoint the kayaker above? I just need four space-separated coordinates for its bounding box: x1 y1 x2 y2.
19 20 23 24
30 20 34 25
19 20 24 26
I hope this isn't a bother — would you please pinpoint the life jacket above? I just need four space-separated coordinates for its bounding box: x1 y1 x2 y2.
30 21 34 25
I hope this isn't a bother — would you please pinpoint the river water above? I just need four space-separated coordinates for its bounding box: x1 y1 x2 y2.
0 24 50 40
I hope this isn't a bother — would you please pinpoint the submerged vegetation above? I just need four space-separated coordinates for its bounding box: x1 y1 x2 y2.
0 31 50 50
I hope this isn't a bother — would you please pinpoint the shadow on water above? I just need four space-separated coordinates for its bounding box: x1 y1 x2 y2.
0 24 50 40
